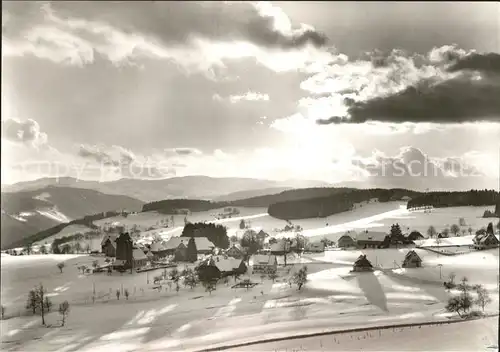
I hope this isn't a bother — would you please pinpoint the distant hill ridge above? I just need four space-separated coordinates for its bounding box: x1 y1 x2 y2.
1 176 330 202
1 186 144 249
142 188 499 221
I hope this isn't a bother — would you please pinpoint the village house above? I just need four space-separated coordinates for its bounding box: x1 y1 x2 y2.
402 250 423 268
112 232 148 269
226 244 245 259
251 254 278 274
164 237 215 256
208 256 247 277
407 231 424 242
352 254 374 272
101 233 117 257
174 241 188 261
150 241 169 259
131 247 149 268
473 232 500 250
338 232 357 248
356 231 387 249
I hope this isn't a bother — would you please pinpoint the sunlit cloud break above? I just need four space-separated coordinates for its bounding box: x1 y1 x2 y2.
229 92 270 103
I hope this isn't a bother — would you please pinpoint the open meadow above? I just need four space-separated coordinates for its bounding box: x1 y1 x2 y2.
1 241 498 351
94 202 495 245
2 202 498 351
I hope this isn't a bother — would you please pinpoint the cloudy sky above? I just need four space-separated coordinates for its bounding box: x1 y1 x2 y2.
2 1 500 187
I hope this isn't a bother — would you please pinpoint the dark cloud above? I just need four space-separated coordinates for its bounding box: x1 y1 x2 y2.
317 76 500 124
447 52 500 74
3 2 327 51
2 118 48 146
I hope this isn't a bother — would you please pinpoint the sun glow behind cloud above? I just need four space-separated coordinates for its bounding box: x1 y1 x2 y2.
1 2 499 187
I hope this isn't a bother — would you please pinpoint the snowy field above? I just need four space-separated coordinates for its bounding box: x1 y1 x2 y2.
1 246 498 351
96 202 494 245
2 203 498 351
236 316 499 351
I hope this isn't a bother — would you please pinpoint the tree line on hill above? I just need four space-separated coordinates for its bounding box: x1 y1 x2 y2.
180 222 230 249
142 199 219 213
267 188 420 220
138 188 499 221
407 190 499 209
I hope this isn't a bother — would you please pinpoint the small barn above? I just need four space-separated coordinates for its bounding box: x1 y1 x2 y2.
407 231 424 242
402 250 422 268
101 234 117 257
352 254 374 272
338 233 356 248
132 247 149 268
226 244 244 259
473 233 500 250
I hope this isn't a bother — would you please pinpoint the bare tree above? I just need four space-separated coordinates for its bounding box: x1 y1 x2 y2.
74 242 82 253
442 228 450 237
445 276 474 318
473 284 492 312
44 296 53 312
35 284 48 325
427 226 437 238
450 224 460 237
26 289 38 315
59 301 70 326
57 262 65 273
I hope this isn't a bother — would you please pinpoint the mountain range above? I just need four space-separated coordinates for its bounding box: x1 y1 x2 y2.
0 176 328 249
1 176 330 202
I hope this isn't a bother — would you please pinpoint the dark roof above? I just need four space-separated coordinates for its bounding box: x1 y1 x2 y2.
474 233 500 244
338 234 355 241
356 231 387 242
353 254 373 268
404 250 422 261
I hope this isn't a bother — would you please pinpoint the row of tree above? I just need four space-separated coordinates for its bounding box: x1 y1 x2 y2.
407 190 499 209
180 222 230 249
445 276 492 317
25 284 70 326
